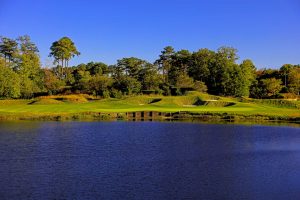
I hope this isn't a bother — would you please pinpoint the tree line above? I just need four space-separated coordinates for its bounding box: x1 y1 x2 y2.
0 35 299 99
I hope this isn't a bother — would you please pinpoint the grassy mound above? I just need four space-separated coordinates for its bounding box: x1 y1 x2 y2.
38 94 90 103
124 96 162 105
201 101 236 107
173 96 203 106
150 96 201 107
0 99 31 105
252 99 300 109
185 91 221 101
29 98 64 105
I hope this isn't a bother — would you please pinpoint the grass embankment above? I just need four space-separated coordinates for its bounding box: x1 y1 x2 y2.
0 92 299 121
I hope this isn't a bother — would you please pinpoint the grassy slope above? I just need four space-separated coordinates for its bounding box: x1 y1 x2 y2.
0 92 299 119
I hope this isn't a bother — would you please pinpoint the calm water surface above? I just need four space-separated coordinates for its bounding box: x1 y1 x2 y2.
0 121 299 200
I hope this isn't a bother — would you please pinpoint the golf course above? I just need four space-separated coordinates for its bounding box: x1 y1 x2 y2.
0 92 299 122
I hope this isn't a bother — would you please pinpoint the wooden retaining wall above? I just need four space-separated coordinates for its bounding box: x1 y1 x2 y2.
126 111 167 120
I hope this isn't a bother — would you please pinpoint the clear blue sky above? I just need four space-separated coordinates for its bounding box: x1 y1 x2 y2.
1 0 299 69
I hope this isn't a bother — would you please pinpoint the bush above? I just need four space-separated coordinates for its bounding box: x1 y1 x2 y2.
161 85 171 96
111 89 122 99
175 88 182 96
103 90 110 98
194 81 207 93
282 93 298 99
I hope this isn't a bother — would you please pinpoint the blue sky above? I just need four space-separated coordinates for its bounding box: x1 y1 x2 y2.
0 0 299 68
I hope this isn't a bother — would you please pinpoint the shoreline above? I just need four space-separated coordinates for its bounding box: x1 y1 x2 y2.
0 110 299 124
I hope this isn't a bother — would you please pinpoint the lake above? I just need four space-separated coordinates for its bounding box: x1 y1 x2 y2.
0 121 299 199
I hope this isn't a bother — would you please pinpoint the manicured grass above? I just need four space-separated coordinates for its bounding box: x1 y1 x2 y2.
0 93 299 120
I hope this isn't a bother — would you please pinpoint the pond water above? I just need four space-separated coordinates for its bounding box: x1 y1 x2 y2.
0 121 299 199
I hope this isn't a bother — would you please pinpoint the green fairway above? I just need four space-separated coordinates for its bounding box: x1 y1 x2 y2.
0 93 299 120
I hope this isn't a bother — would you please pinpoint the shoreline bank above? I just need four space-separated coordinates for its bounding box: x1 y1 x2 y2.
1 111 299 123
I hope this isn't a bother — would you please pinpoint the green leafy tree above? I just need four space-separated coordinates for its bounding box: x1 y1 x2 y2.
49 37 80 78
74 70 91 92
256 68 280 80
175 72 194 88
172 49 191 73
208 46 239 95
16 35 43 98
288 67 300 95
116 57 147 79
110 58 150 95
250 80 265 99
155 46 175 83
225 64 243 96
114 76 141 95
189 48 214 82
280 64 293 87
18 35 39 54
217 46 239 62
261 78 283 97
0 59 20 98
194 81 207 93
237 59 256 97
168 49 191 86
64 67 76 85
139 63 163 91
88 75 113 97
43 69 65 94
0 36 18 65
86 62 109 75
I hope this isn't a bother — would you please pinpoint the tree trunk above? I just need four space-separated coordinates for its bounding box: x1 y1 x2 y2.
61 59 64 78
284 74 287 87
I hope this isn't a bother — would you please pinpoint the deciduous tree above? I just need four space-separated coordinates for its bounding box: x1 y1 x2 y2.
0 59 20 98
261 78 283 97
288 67 300 95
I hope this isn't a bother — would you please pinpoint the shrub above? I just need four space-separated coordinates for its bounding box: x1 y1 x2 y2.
103 90 110 98
194 81 207 93
111 89 122 99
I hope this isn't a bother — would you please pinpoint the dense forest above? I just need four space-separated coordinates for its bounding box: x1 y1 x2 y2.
0 35 299 99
